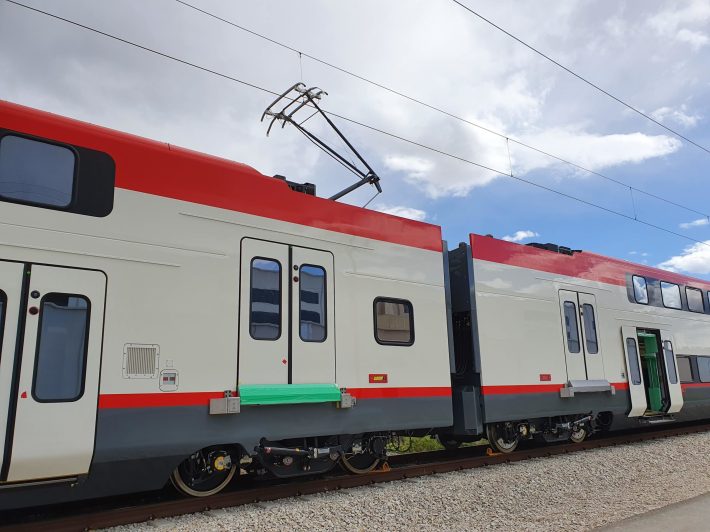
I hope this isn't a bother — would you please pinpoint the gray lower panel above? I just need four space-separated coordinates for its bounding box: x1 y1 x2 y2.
0 396 452 511
483 390 631 423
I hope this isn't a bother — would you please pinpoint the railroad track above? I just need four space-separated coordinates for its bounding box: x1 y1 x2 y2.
4 421 710 532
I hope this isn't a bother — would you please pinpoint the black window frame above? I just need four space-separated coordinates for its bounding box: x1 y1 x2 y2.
686 287 704 313
249 257 282 341
0 133 79 210
660 281 682 310
632 275 649 304
0 129 115 217
373 297 415 347
563 300 581 354
0 290 6 360
31 292 91 403
298 264 327 343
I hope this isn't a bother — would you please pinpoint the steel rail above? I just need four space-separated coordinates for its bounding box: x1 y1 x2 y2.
3 421 710 532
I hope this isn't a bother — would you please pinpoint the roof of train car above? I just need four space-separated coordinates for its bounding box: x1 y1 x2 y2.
470 233 710 291
0 100 442 252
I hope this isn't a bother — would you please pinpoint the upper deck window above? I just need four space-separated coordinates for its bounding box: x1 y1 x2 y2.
660 282 681 309
632 276 648 304
0 135 75 208
686 287 704 313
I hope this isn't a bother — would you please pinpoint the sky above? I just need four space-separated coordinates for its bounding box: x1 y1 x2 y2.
1 0 710 277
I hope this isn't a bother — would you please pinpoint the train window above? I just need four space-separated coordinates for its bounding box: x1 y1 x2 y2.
563 301 580 353
374 298 414 346
663 340 678 384
660 282 681 309
32 294 90 402
677 356 694 383
299 265 326 342
581 303 598 354
626 338 642 385
698 357 710 383
249 258 281 341
0 135 75 208
632 276 648 304
686 287 704 313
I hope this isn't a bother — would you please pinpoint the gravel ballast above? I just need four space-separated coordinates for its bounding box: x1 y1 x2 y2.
109 431 710 531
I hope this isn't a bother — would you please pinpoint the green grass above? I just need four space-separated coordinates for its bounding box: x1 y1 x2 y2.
387 436 488 454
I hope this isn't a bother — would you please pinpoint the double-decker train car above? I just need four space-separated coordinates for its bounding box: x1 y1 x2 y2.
0 101 709 511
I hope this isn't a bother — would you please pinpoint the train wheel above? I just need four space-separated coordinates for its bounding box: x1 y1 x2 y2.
171 449 237 497
486 423 519 453
436 434 461 451
340 452 380 474
569 425 588 444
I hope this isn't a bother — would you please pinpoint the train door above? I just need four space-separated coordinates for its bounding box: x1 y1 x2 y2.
558 290 605 381
0 262 106 483
659 330 683 414
238 239 335 385
621 326 647 417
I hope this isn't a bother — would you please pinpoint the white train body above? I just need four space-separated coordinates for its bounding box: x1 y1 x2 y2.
0 101 708 510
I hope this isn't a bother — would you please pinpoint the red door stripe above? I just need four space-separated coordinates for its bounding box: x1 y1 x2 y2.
346 386 451 399
481 382 629 396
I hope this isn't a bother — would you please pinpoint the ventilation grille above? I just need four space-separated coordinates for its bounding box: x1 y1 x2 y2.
123 344 159 379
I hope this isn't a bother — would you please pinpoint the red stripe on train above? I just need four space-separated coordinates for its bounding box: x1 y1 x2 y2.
481 382 630 395
470 233 710 291
0 101 443 253
98 386 452 408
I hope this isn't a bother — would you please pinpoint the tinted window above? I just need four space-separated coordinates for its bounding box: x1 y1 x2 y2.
563 301 580 353
660 282 681 309
699 357 710 383
0 135 75 208
374 298 414 345
686 287 704 313
33 294 90 402
677 356 693 383
632 276 648 304
299 265 326 342
581 303 598 354
626 338 642 385
250 258 281 340
663 340 678 384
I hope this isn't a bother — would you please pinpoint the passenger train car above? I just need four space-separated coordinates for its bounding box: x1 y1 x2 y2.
0 101 708 510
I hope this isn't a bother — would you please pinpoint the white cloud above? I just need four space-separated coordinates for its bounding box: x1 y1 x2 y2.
373 204 427 221
647 1 710 50
658 241 710 274
652 105 701 128
680 217 710 229
383 155 435 179
502 230 539 242
514 129 681 174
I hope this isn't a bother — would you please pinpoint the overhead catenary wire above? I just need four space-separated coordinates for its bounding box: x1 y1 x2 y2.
452 0 710 158
172 0 710 220
6 0 710 251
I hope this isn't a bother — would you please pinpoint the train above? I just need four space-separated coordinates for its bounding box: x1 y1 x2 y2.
0 100 709 510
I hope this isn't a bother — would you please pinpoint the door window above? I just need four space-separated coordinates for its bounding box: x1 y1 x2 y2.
0 290 6 351
299 265 326 342
563 301 580 353
32 294 90 402
249 258 282 340
663 341 678 384
626 338 642 385
581 303 598 354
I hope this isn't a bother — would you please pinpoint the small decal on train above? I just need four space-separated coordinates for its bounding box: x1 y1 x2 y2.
369 373 388 383
539 374 552 382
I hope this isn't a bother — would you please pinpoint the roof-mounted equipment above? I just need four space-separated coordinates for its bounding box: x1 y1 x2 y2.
261 82 382 202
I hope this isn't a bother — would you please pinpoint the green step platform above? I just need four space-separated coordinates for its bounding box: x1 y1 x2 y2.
238 383 342 406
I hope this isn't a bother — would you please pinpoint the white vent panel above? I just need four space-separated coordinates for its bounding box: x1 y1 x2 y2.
123 344 159 378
